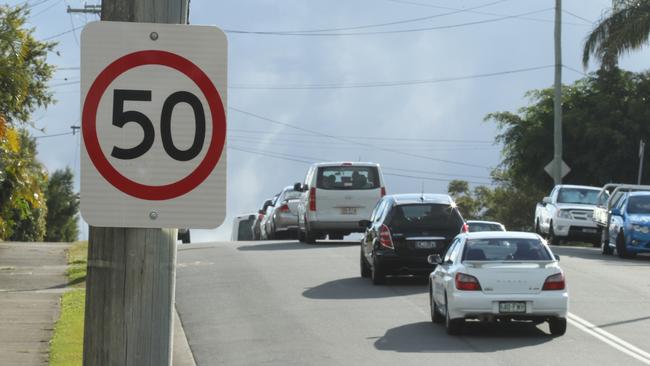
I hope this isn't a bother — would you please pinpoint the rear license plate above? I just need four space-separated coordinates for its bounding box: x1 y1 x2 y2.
415 241 437 249
583 228 597 233
341 207 357 215
499 302 526 313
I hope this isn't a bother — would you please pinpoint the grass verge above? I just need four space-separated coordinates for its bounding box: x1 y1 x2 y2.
49 241 88 365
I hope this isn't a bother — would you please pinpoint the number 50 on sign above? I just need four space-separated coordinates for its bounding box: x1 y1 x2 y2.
80 22 227 229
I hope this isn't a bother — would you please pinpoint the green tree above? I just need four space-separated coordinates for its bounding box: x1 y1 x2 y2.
481 68 650 230
447 179 482 220
0 5 56 241
45 168 79 242
583 0 650 70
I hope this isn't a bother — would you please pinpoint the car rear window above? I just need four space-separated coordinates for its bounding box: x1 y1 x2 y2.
388 204 464 231
468 223 504 232
237 219 254 240
316 166 380 190
462 238 552 261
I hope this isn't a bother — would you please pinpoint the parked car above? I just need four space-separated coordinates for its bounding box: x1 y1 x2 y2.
262 186 301 240
260 193 280 240
359 194 467 285
252 198 275 240
595 188 650 258
428 231 568 336
295 162 386 243
178 229 190 244
232 213 256 241
534 184 603 246
466 220 505 232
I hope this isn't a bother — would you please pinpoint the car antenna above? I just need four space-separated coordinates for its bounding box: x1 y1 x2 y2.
420 181 425 202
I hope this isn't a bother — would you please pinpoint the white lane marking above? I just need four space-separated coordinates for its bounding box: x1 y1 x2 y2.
568 313 650 365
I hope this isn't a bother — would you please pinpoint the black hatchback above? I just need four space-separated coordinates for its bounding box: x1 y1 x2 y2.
359 194 466 285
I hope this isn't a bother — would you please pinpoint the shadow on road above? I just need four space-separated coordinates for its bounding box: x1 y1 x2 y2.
303 276 427 299
374 321 552 353
237 241 359 251
551 246 650 266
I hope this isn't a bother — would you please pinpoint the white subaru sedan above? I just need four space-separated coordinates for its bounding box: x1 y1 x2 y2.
428 232 568 336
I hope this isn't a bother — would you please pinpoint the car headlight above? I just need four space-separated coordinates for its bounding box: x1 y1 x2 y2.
558 210 572 219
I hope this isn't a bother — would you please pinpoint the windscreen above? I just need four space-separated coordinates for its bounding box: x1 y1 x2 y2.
463 238 552 261
237 219 254 240
627 195 650 214
557 188 600 205
283 190 301 200
468 223 504 232
388 204 463 232
316 166 380 190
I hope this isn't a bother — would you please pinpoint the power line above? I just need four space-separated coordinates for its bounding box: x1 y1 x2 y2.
230 65 554 89
230 106 491 169
386 0 588 26
34 131 74 139
30 0 62 18
562 9 593 24
563 64 588 77
41 24 84 40
223 8 554 36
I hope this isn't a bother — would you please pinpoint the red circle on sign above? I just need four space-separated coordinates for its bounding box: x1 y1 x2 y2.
82 50 226 201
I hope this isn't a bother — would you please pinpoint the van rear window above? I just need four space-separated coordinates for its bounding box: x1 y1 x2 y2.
316 166 380 190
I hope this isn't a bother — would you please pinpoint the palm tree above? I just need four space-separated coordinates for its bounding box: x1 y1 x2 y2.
582 0 650 70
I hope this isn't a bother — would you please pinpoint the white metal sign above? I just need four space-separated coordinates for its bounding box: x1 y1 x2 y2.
80 21 227 229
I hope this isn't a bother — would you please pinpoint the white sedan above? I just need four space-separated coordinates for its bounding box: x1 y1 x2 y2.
428 232 568 336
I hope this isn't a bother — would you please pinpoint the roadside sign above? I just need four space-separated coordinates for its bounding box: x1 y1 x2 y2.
80 21 227 229
544 158 570 180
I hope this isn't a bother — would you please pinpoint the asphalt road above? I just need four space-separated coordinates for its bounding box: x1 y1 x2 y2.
175 240 650 366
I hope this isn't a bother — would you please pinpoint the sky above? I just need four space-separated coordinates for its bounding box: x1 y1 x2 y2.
11 0 650 242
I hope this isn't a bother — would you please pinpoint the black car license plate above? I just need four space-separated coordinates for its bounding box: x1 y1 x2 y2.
499 302 526 313
415 241 437 249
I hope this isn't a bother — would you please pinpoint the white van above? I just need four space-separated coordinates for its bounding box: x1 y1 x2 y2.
295 162 386 243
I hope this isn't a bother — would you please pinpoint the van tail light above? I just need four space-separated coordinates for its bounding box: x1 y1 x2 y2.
542 273 565 290
378 224 394 249
455 273 482 291
309 187 316 211
278 204 290 213
380 186 386 197
461 223 469 233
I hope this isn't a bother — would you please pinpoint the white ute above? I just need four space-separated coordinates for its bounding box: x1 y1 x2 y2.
534 184 603 246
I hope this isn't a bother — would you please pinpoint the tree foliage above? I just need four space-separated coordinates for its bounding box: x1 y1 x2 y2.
583 0 650 70
453 68 650 231
45 168 79 242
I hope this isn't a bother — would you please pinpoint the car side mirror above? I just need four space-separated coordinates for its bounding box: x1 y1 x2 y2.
554 254 560 261
358 219 371 228
293 182 302 192
610 208 622 216
427 254 443 265
542 196 551 204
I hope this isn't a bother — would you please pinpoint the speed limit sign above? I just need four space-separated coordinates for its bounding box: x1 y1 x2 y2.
80 22 227 229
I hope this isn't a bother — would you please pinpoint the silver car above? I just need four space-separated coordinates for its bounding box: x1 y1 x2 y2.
263 186 301 240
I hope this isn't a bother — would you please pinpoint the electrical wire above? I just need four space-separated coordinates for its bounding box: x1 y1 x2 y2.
230 107 491 170
223 8 553 36
42 24 84 41
34 131 74 139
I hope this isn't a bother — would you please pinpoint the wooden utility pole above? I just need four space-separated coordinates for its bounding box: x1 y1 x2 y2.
82 1 189 365
553 0 563 185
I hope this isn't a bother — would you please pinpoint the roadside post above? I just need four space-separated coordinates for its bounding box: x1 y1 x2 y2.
639 140 645 185
80 1 227 365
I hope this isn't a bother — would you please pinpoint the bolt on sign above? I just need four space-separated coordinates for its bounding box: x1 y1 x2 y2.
80 22 227 229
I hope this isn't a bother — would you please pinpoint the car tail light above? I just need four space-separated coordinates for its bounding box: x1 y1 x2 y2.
455 273 482 291
309 187 316 211
278 204 290 212
379 224 394 249
542 273 565 290
342 162 352 166
258 213 264 220
461 223 469 233
380 186 386 197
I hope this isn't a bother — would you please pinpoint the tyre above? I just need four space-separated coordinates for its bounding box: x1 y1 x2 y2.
430 287 444 324
549 317 567 336
445 295 462 335
180 230 190 244
371 256 386 285
616 231 635 259
601 229 613 255
304 225 317 244
298 229 306 243
548 223 560 246
535 220 542 235
360 246 371 278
